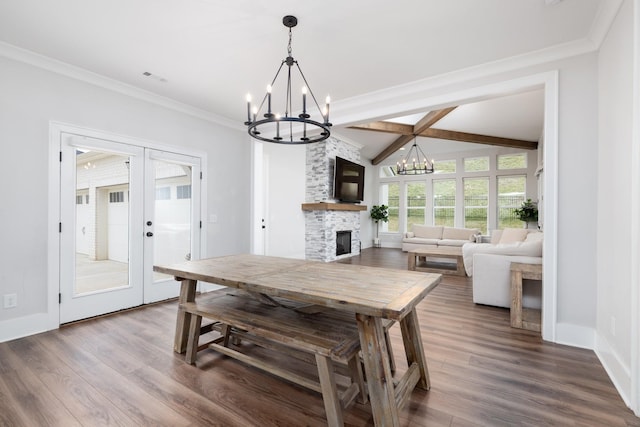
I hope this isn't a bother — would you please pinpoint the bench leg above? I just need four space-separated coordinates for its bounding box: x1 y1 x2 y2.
347 355 368 404
185 314 203 365
315 354 344 427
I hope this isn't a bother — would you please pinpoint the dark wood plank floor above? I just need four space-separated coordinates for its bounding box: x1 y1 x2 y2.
1 248 638 426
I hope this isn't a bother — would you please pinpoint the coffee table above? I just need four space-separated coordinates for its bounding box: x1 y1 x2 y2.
408 246 466 276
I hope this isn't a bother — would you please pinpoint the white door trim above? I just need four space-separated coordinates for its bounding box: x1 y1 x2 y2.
48 121 207 328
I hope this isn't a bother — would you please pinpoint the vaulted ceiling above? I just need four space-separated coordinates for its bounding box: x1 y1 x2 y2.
0 0 616 160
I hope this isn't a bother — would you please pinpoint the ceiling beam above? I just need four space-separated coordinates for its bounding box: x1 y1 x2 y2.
413 107 457 135
349 121 413 135
371 134 415 165
371 108 457 165
419 128 538 150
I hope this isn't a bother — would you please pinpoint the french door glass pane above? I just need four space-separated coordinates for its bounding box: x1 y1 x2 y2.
497 175 526 229
433 179 456 227
153 160 192 282
464 177 488 234
75 150 130 295
406 182 426 232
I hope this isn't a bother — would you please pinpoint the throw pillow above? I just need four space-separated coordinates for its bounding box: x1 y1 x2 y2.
499 228 529 244
412 225 443 239
525 232 543 243
442 227 480 241
490 229 503 244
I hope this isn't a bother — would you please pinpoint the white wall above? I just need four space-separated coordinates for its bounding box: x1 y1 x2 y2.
0 54 250 334
596 0 635 407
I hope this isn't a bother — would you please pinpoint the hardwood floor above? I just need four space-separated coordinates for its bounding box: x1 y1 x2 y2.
1 248 638 426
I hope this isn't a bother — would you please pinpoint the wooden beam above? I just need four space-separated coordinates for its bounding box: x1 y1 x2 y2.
413 107 457 135
349 121 413 135
372 134 414 165
419 128 538 150
370 108 458 164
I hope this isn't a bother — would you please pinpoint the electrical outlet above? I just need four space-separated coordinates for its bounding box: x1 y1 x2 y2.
610 316 616 337
3 293 17 309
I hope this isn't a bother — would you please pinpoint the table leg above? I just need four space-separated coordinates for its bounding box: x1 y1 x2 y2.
356 313 400 426
511 269 523 328
400 308 430 390
174 278 197 354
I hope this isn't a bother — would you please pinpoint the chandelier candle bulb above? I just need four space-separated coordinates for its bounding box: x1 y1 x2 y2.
275 114 282 140
325 96 330 124
266 85 272 116
246 94 252 123
302 86 307 115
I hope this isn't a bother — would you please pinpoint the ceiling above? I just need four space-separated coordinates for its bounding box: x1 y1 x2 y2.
0 0 612 160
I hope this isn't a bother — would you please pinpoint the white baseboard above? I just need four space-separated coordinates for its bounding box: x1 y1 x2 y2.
0 312 57 343
554 322 595 349
595 333 632 409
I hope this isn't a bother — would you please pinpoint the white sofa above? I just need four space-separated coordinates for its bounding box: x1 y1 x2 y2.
402 225 480 252
462 228 543 309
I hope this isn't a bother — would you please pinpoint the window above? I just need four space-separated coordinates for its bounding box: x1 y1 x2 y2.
85 194 89 204
379 165 397 177
464 178 488 234
434 159 456 174
498 153 527 170
156 186 171 200
406 182 426 232
433 179 456 227
109 191 124 203
76 195 83 205
177 184 192 199
379 182 399 232
497 175 526 229
464 156 489 172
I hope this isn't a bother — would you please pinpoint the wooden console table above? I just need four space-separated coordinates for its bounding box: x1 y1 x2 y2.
510 262 542 332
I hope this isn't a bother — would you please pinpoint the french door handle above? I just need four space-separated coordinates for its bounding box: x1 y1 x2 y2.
146 232 154 237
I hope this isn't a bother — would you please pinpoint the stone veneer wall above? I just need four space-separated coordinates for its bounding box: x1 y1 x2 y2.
304 137 362 262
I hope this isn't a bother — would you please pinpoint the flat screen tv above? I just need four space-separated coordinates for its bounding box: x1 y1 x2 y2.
334 156 365 203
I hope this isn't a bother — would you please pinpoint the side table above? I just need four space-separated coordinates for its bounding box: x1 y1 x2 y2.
510 262 542 332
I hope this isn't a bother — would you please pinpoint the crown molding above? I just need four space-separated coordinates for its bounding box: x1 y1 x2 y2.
0 41 242 131
331 37 598 128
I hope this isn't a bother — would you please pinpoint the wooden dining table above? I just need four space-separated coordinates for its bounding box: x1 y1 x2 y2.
154 254 441 426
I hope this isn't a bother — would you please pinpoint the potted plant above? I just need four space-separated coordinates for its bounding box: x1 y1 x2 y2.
370 205 389 247
514 199 539 229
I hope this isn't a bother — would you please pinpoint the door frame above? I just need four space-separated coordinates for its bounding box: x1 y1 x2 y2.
47 121 207 328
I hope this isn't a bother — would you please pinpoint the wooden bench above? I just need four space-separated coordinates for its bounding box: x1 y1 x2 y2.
181 290 369 426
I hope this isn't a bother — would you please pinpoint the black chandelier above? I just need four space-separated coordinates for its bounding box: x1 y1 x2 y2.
397 137 434 175
244 15 331 144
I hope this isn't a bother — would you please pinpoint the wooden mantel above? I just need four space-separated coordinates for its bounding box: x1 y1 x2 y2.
301 202 367 212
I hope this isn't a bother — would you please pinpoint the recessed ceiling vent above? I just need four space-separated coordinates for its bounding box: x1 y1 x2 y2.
142 71 167 83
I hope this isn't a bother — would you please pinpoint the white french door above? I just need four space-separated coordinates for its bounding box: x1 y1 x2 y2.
143 149 201 303
59 132 201 323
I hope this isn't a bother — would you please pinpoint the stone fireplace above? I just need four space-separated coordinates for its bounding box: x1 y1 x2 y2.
302 137 365 262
